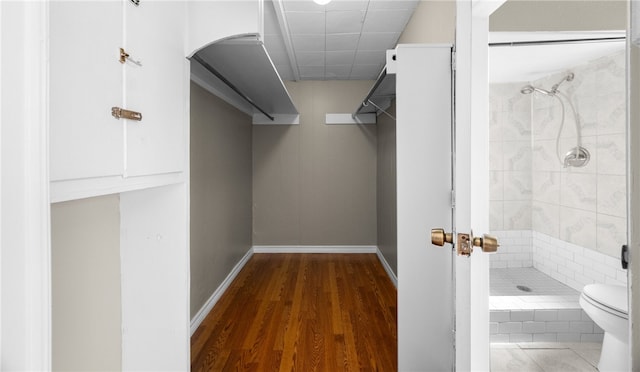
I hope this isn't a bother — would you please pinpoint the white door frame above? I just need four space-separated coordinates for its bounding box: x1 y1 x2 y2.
0 1 52 369
455 1 506 370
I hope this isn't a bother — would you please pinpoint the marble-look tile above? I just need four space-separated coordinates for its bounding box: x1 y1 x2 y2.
532 139 562 172
595 51 625 97
532 171 560 205
504 201 532 230
490 110 503 142
490 141 504 171
490 348 544 372
523 349 597 372
597 174 626 217
596 214 627 258
532 201 560 238
597 133 626 176
491 201 504 231
506 88 532 113
571 95 598 138
597 91 626 135
560 172 597 212
504 171 532 201
503 110 532 141
560 207 597 250
571 347 601 368
504 141 532 171
532 106 561 140
490 171 504 201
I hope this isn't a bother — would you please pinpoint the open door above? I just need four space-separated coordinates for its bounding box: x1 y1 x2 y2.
396 1 505 371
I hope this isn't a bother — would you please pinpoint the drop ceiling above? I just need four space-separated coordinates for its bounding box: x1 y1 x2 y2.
263 0 419 81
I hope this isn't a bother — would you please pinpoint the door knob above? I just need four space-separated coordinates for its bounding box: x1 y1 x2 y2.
431 228 453 246
431 228 499 256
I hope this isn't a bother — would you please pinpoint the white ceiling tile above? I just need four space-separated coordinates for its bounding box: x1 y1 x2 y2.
299 66 325 79
326 0 368 12
326 33 360 51
354 50 386 65
362 9 412 33
283 0 326 12
286 12 325 34
292 34 325 52
350 64 384 79
357 32 400 50
326 10 364 34
296 51 325 66
367 0 419 11
325 65 352 79
326 50 355 65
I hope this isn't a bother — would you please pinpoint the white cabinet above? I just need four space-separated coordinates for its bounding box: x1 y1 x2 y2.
50 1 124 181
50 1 187 201
125 1 187 177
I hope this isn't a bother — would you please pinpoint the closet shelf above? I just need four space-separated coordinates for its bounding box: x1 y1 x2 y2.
353 66 396 118
191 35 299 124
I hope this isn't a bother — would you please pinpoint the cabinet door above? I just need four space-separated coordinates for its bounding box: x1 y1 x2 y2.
50 1 124 181
124 1 187 177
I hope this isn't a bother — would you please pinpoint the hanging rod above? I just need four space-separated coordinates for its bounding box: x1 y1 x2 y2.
354 68 388 117
489 36 625 48
191 54 275 121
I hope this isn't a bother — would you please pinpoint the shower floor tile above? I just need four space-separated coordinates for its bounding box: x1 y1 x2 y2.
491 268 578 296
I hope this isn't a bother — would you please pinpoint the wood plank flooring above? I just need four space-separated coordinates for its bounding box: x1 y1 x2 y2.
191 253 397 371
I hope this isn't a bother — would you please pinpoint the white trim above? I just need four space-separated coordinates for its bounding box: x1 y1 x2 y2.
190 248 254 336
251 245 377 254
325 113 376 125
375 248 398 288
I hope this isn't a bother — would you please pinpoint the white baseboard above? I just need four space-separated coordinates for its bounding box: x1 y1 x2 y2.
376 248 398 288
252 245 377 254
190 248 254 336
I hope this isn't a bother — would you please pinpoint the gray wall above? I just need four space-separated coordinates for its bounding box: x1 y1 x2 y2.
190 82 253 318
252 80 377 246
377 101 397 274
51 195 122 371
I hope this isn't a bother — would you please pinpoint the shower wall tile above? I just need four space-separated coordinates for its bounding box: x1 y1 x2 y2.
597 92 626 135
596 214 626 258
532 198 560 239
597 133 626 175
595 51 625 96
573 96 599 137
490 111 502 142
532 139 562 172
532 171 560 205
504 201 532 230
490 201 504 231
503 141 532 171
559 207 597 251
532 105 561 140
490 141 504 171
597 175 626 217
560 172 597 212
504 171 532 201
490 171 504 201
503 110 532 141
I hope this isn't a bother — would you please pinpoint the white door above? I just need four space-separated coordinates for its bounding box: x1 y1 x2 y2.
397 1 501 370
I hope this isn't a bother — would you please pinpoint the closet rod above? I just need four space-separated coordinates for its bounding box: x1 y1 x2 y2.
191 54 275 121
489 36 625 47
354 68 388 117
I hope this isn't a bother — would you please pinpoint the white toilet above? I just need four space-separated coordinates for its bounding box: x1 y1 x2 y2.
579 283 629 372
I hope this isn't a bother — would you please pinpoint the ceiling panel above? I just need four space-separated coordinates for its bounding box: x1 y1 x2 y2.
264 0 419 80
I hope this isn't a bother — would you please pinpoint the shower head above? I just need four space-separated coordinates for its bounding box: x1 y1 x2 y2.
551 72 575 93
520 85 554 96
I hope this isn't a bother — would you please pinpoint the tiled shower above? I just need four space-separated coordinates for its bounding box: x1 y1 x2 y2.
489 50 627 343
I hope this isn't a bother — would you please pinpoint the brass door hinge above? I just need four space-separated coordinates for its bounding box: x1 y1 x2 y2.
111 107 142 121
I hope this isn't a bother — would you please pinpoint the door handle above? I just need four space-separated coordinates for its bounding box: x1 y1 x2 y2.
431 228 499 256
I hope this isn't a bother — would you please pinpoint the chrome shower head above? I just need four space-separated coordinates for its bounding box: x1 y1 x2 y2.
520 85 554 96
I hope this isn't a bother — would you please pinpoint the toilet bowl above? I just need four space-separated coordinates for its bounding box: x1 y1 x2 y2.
579 283 629 372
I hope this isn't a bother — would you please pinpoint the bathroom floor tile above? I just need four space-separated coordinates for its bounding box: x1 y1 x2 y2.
571 347 601 368
523 349 598 372
491 348 544 372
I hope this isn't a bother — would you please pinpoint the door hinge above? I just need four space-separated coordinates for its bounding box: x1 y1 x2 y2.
111 107 143 121
451 51 456 71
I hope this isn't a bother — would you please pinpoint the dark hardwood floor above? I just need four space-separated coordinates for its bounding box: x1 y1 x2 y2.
191 253 397 371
